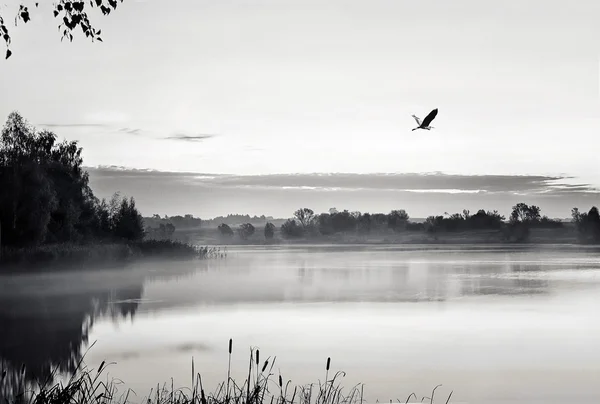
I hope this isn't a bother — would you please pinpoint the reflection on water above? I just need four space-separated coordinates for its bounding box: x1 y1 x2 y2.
0 261 203 398
1 245 600 403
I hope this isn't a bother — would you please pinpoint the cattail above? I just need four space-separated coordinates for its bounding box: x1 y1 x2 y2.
229 338 232 354
256 350 260 366
98 360 106 374
262 360 269 373
1 369 6 380
326 357 331 371
21 364 25 375
279 375 283 388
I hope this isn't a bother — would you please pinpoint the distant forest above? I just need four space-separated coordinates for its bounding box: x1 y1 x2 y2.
145 204 600 244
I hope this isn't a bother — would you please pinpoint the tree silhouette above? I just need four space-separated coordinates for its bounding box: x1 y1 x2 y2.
572 206 600 243
280 219 303 238
237 223 255 240
510 203 541 223
1 0 124 60
217 223 233 238
293 208 315 228
264 222 275 239
387 209 409 232
0 111 144 248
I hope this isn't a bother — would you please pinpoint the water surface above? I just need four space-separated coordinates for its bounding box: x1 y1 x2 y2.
1 245 600 404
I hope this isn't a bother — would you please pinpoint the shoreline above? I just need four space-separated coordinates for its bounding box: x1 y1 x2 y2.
0 240 225 273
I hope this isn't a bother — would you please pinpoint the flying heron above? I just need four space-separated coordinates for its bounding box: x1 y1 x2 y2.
411 108 438 131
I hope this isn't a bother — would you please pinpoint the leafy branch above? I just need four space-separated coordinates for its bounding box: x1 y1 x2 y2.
1 0 124 60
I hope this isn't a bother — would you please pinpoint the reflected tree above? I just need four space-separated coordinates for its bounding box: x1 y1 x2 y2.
0 276 144 398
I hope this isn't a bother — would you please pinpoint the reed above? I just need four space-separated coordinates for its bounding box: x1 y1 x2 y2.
0 339 452 404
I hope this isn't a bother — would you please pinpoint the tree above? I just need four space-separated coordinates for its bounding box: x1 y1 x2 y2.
574 206 600 243
237 223 255 240
111 196 144 241
1 1 124 60
526 205 541 222
280 219 303 238
0 162 57 246
0 111 101 244
217 223 233 238
387 209 409 232
507 203 537 242
330 209 357 233
510 203 529 223
357 212 372 234
571 207 584 224
510 203 541 224
264 222 275 239
294 208 315 228
0 111 152 247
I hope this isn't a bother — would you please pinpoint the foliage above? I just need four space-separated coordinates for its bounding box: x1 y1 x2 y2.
264 222 275 239
293 208 316 228
0 112 144 249
1 1 124 60
218 223 234 238
270 204 572 244
0 241 225 270
237 223 256 240
201 214 274 228
144 214 202 230
572 206 600 243
110 195 145 241
146 222 176 240
387 209 409 232
423 209 506 233
280 219 304 238
510 203 541 223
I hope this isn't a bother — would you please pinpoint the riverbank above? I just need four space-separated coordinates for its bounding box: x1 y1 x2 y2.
0 240 225 272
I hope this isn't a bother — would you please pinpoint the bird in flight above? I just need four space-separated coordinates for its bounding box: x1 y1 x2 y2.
411 108 438 131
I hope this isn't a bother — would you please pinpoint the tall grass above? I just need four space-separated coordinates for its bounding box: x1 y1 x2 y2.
0 339 453 404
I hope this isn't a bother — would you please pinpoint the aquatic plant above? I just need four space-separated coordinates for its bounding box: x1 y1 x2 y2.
0 339 452 404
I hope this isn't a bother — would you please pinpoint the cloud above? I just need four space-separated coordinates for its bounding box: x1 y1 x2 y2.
37 123 147 137
118 127 143 135
85 166 600 196
164 133 217 142
85 167 600 219
38 123 110 129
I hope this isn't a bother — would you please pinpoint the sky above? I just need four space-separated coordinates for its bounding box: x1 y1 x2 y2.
0 0 599 218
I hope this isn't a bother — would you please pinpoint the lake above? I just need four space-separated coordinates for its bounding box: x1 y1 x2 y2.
1 244 600 404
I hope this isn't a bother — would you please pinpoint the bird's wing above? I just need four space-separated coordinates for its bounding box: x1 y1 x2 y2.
411 115 422 125
421 108 438 127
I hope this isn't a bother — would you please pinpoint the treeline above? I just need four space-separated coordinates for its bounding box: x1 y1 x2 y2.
204 214 276 228
143 213 282 240
214 203 600 244
0 112 145 249
143 213 278 231
144 214 202 230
